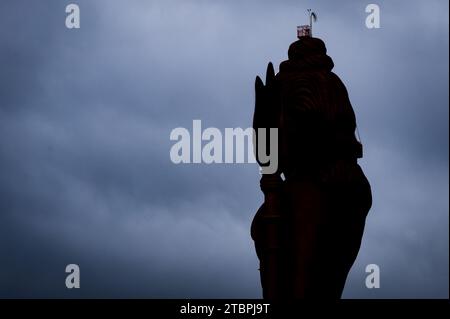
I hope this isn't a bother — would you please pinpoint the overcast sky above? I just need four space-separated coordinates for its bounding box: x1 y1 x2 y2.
0 0 448 298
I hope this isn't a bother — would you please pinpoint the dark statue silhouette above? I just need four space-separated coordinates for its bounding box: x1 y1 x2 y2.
251 37 372 299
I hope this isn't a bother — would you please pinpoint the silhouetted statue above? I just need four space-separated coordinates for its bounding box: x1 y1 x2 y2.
251 37 372 299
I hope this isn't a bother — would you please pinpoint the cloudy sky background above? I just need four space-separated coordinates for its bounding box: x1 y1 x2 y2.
0 0 448 298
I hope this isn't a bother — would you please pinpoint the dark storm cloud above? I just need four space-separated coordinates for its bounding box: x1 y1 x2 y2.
0 0 448 298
